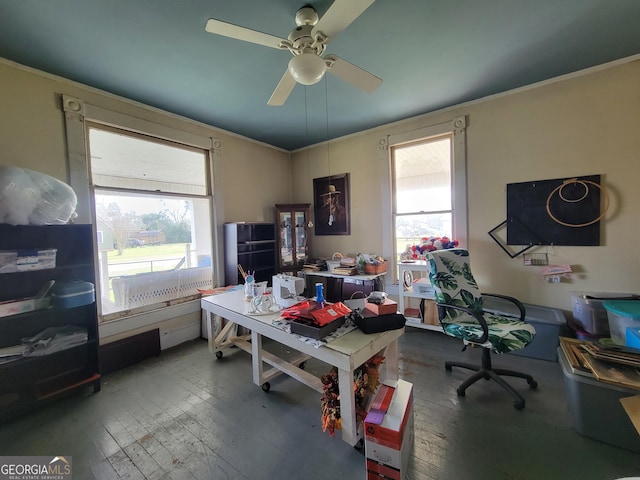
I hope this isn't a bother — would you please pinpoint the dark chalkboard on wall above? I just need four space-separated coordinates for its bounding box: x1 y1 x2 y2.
506 174 602 246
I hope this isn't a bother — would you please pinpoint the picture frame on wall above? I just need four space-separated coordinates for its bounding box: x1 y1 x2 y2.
313 173 350 236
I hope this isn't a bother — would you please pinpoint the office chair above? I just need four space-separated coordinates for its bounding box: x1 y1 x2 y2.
425 248 537 409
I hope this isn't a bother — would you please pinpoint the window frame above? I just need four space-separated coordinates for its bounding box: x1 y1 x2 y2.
379 116 468 283
62 95 224 330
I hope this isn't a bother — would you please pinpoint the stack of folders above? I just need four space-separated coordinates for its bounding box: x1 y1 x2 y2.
302 263 321 272
333 265 358 275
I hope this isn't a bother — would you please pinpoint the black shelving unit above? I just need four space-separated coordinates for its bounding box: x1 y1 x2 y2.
224 222 276 286
0 224 100 420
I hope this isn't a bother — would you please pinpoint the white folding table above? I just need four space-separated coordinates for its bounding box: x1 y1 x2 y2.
201 289 403 446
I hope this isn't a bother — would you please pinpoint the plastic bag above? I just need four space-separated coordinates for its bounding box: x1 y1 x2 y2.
0 165 77 225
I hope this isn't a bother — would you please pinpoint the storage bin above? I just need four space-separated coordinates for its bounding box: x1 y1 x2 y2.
483 297 566 361
0 248 57 273
603 300 640 346
51 281 95 308
559 347 640 453
572 292 639 335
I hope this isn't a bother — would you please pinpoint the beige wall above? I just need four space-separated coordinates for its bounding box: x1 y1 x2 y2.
292 59 640 313
0 59 292 343
2 57 639 317
0 60 292 227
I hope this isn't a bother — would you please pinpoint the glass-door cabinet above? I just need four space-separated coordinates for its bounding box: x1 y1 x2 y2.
275 203 311 276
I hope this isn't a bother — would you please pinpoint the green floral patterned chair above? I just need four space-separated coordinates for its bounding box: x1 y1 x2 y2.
426 248 538 409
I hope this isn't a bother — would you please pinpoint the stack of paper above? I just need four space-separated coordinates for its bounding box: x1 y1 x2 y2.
333 265 358 275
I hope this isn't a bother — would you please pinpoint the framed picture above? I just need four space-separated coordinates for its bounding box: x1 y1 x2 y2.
313 173 350 235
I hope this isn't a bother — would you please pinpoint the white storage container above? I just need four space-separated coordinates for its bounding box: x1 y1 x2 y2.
483 297 566 361
572 292 639 335
0 248 57 273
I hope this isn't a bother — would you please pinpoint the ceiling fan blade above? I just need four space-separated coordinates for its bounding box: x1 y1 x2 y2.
268 70 297 106
205 19 286 49
325 55 382 93
312 0 375 42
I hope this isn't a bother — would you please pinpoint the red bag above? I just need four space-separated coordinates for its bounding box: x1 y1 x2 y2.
311 302 352 326
281 300 317 321
282 300 352 327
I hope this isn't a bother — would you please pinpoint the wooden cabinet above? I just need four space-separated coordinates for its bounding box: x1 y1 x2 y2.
0 224 100 419
275 203 311 276
224 222 276 285
397 261 441 331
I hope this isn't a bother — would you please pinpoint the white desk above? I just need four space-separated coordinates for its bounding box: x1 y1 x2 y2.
201 289 403 446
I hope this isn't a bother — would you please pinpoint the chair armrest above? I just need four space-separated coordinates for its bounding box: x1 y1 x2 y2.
435 302 489 344
481 293 526 322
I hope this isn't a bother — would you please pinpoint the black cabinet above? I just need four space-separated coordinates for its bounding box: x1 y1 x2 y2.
311 276 377 303
224 222 276 285
0 224 100 419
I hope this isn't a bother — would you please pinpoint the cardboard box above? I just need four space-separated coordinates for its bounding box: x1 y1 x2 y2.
365 298 398 316
420 299 440 326
365 379 414 480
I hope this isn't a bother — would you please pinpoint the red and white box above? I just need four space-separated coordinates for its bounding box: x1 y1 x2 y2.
364 379 414 480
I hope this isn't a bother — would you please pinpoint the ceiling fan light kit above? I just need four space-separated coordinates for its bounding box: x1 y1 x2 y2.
205 0 381 105
288 53 327 85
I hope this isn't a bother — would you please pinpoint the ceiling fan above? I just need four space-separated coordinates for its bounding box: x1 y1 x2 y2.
205 0 382 106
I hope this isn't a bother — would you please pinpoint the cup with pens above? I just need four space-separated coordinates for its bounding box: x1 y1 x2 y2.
239 264 256 301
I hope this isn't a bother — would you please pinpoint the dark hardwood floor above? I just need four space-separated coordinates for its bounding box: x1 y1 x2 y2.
1 327 639 479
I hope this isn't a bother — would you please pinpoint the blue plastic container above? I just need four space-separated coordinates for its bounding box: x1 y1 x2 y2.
626 327 640 349
51 281 95 309
482 297 566 361
603 300 640 346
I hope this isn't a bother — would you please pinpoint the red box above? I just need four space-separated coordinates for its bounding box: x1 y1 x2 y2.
365 379 414 480
365 298 398 316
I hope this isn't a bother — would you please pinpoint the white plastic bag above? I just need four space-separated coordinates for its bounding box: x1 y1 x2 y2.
0 165 78 225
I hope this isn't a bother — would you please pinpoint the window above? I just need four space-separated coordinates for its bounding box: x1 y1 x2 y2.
392 135 453 258
86 124 214 322
382 116 467 281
